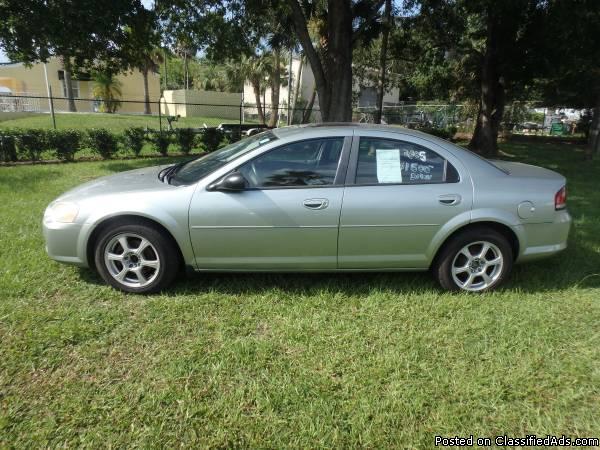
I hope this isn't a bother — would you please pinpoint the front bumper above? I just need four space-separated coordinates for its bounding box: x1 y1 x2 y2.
515 210 572 263
42 220 87 267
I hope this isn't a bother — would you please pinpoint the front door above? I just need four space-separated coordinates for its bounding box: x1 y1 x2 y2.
338 132 473 269
189 136 350 269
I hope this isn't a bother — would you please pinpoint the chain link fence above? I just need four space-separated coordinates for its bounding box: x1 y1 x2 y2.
0 93 327 133
0 93 590 138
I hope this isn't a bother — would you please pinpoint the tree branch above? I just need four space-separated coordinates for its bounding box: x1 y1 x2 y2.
285 0 329 107
352 0 385 45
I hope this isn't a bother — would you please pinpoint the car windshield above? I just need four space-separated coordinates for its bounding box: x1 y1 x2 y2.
169 131 278 185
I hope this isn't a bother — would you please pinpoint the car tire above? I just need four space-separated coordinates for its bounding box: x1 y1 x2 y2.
94 222 180 294
434 227 513 292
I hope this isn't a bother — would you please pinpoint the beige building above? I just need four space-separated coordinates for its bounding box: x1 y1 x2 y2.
161 89 241 120
0 57 161 114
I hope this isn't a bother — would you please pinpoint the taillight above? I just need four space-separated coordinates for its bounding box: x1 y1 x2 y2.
555 186 567 210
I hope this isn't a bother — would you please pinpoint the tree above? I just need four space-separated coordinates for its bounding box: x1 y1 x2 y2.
395 0 546 156
0 0 139 112
284 0 386 121
374 0 392 124
92 70 123 113
119 6 163 114
238 54 272 124
157 0 386 122
534 0 600 158
266 49 291 127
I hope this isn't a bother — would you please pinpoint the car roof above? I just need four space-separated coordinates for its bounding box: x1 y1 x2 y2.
272 123 437 140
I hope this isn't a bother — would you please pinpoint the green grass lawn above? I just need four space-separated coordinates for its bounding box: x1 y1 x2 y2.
0 112 234 132
0 140 598 447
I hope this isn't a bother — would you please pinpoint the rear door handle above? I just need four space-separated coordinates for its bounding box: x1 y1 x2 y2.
438 194 461 206
303 198 329 210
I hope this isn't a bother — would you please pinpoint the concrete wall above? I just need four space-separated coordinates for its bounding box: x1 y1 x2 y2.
160 90 241 120
0 57 161 114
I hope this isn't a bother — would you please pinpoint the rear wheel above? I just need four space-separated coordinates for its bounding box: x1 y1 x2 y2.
434 228 513 292
94 223 180 294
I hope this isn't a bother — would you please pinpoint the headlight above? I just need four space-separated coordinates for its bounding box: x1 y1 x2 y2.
44 201 80 223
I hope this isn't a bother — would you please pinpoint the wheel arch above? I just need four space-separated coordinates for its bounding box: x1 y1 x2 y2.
85 214 185 271
430 221 520 269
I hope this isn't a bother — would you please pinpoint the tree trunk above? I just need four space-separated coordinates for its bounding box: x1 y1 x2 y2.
61 56 77 113
142 67 151 115
324 0 353 122
286 0 353 122
183 52 189 89
268 49 281 127
468 13 504 157
252 82 265 124
587 105 600 160
293 54 304 109
374 0 392 124
302 87 317 123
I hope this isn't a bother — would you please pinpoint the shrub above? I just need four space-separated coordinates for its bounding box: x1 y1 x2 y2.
15 129 48 161
122 127 147 156
417 126 457 141
174 128 196 155
199 128 224 153
0 131 18 162
48 129 81 161
150 131 172 156
86 128 118 159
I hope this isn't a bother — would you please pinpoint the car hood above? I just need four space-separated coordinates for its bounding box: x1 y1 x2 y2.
57 165 173 201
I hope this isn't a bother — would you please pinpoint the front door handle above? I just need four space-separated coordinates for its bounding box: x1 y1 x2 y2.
438 194 461 206
303 198 329 210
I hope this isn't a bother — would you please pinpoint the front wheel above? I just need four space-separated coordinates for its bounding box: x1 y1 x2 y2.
94 222 180 294
434 228 513 292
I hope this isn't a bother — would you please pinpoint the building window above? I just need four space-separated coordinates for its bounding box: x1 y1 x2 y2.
57 70 82 98
61 80 80 99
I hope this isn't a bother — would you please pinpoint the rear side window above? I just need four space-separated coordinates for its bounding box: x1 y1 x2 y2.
238 138 344 188
355 138 459 185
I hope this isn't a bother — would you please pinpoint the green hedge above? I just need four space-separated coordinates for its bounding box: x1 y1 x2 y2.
48 129 82 161
86 129 119 159
122 127 147 157
0 126 230 163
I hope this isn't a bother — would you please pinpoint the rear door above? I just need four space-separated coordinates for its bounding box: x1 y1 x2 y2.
338 131 472 269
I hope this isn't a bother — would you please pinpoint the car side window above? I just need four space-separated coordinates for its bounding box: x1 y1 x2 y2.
355 138 459 185
238 138 344 188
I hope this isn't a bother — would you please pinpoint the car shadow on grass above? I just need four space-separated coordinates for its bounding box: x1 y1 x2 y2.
76 232 600 296
77 266 439 296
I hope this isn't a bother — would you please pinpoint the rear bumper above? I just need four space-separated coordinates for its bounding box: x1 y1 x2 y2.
42 220 88 267
514 210 572 263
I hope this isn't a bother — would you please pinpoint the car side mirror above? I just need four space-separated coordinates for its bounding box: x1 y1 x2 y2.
208 172 247 192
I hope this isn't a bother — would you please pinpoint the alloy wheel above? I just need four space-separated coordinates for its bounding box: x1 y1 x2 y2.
451 241 504 292
103 233 160 288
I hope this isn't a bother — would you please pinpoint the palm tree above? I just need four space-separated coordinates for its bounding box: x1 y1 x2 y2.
92 71 122 113
223 62 246 93
265 50 289 127
237 54 272 125
198 66 226 92
139 48 163 114
176 40 197 90
120 7 162 114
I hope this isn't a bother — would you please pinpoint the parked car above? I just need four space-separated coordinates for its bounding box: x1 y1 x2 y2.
43 124 571 294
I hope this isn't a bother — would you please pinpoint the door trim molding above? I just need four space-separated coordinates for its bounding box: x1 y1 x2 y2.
191 225 338 229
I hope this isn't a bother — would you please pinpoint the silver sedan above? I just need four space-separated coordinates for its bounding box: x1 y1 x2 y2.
43 124 571 293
